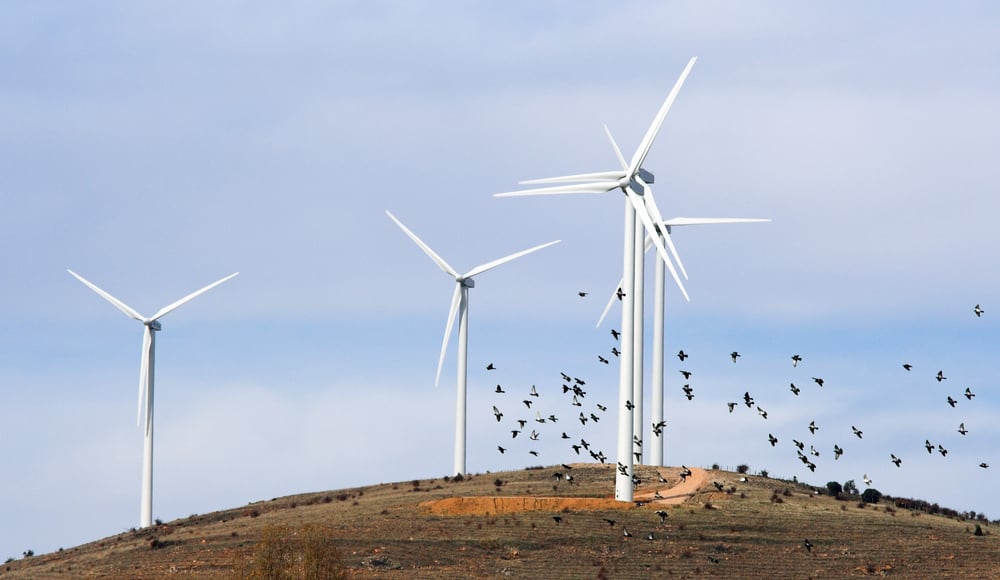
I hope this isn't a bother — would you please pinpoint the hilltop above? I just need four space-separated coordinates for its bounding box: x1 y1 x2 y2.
3 463 998 578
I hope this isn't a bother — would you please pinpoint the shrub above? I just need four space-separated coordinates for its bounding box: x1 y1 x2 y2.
861 488 882 504
232 523 345 579
975 524 985 536
843 479 858 496
711 463 720 470
826 481 843 498
736 464 750 474
758 469 769 478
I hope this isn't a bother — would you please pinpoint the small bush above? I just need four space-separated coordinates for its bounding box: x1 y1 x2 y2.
232 523 345 579
452 473 465 482
711 463 720 470
826 481 843 498
975 524 985 536
861 488 882 504
736 464 750 474
758 469 769 478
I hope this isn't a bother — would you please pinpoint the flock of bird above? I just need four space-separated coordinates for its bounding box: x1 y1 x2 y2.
481 298 991 499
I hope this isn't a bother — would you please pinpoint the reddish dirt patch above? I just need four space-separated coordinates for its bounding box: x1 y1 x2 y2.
421 496 635 516
635 467 708 505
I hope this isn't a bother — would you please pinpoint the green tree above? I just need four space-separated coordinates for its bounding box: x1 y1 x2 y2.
826 481 843 498
843 479 858 496
861 488 882 504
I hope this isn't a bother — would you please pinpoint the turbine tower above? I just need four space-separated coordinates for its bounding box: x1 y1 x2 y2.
386 210 559 476
68 269 238 528
497 57 696 502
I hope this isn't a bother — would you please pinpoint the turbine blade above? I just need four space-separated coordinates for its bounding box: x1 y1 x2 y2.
636 180 689 280
495 181 619 197
662 217 772 226
152 272 239 320
386 211 460 278
626 187 689 301
520 170 625 184
628 56 697 176
660 229 688 281
463 240 560 279
436 284 462 387
596 277 624 328
138 325 152 427
603 125 628 171
67 269 145 322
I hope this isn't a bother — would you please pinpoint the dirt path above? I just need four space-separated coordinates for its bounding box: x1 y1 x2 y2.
634 467 708 505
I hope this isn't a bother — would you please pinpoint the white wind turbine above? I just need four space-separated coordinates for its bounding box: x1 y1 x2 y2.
497 57 697 502
68 269 238 528
385 210 559 476
596 214 770 467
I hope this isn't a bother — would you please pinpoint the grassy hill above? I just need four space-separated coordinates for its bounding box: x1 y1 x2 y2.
3 463 998 578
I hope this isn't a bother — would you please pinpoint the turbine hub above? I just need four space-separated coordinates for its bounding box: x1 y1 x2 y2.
461 278 475 289
147 320 162 331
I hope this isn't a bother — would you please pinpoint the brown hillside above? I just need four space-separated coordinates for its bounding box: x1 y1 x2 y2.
2 464 998 578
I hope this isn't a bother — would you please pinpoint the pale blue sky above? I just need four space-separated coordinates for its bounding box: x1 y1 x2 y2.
2 1 999 558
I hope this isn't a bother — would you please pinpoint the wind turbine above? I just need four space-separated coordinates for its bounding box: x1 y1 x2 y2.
596 215 770 467
68 269 238 528
497 57 697 502
385 210 559 476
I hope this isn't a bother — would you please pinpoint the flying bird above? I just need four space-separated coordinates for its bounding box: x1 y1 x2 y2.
808 421 818 434
571 444 582 455
947 396 957 408
793 439 805 450
529 385 539 397
611 329 620 340
938 445 948 457
625 400 634 411
975 304 984 317
578 291 588 297
655 510 669 523
511 430 520 438
523 400 533 409
622 527 632 538
791 354 802 367
965 387 976 400
486 363 496 370
925 439 934 453
812 377 824 387
492 406 503 422
603 518 616 527
529 450 539 456
677 350 688 361
863 474 872 486
902 363 912 371
561 372 572 382
590 413 600 423
680 370 692 379
958 422 968 436
768 433 778 447
529 429 539 440
616 287 625 301
834 444 843 460
611 347 620 357
810 445 820 457
495 384 505 393
535 412 546 423
617 462 629 476
743 392 754 408
803 539 814 553
596 404 607 412
598 355 609 364
497 446 506 454
891 453 902 467
731 351 741 363
572 395 582 407
936 370 946 382
561 432 571 439
852 426 863 439
790 383 800 395
517 419 527 428
727 402 737 413
757 406 768 419
980 463 990 469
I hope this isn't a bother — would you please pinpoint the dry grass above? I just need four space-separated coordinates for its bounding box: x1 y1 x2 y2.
2 464 998 578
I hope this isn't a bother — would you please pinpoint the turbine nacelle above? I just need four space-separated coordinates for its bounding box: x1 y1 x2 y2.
145 320 162 331
460 278 475 288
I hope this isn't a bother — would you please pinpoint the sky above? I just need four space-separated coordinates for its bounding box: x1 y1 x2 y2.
2 0 1000 559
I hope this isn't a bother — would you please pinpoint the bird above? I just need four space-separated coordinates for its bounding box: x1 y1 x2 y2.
757 406 768 419
743 392 754 407
652 420 667 436
713 481 724 491
596 404 607 412
655 510 668 523
891 453 902 467
517 419 527 428
560 372 572 382
807 462 817 472
863 474 872 486
680 370 693 379
925 439 934 453
523 399 533 409
958 422 968 435
808 421 818 434
646 532 655 541
625 400 634 411
598 355 609 364
731 351 741 363
812 377 824 387
486 363 496 370
658 473 667 483
852 426 864 439
492 406 503 422
938 445 948 457
561 432 571 439
677 350 689 361
980 463 990 469
571 444 581 455
682 385 694 400
617 462 629 476
574 377 586 386
790 383 800 395
965 387 976 400
936 370 946 382
611 347 620 357
768 433 778 447
622 527 632 538
580 439 590 450
578 291 588 297
903 363 912 371
529 385 539 397
572 395 582 407
708 556 721 564
497 446 506 454
535 412 546 423
529 450 539 456
611 329 620 340
975 304 984 317
633 435 643 448
803 539 814 553
511 429 520 438
552 516 562 524
727 402 737 413
810 445 820 457
548 414 558 423
616 287 625 301
603 518 616 526
564 474 574 483
495 384 505 393
947 396 957 408
793 439 805 450
529 429 539 440
834 444 843 460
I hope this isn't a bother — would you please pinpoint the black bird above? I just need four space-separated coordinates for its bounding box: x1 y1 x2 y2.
548 414 558 423
808 421 818 434
727 402 737 413
529 385 539 397
804 539 814 553
652 420 667 436
903 363 912 371
633 435 643 448
590 413 600 422
598 355 609 364
980 462 990 469
492 406 503 422
682 384 694 399
633 451 642 463
529 450 539 456
806 461 816 472
617 462 629 476
790 383 800 395
678 350 689 361
611 329 620 340
595 451 607 463
611 347 620 357
813 377 824 387
655 510 669 523
925 439 934 453
626 400 634 411
791 354 802 367
517 419 527 428
768 433 778 447
575 377 586 386
743 392 754 408
571 444 582 455
793 439 805 450
852 425 863 439
680 370 693 379
713 481 724 491
511 429 520 438
834 444 843 460
975 304 984 317
708 556 721 564
731 351 741 363
486 363 496 370
562 463 572 470
561 372 572 382
891 453 902 467
810 445 820 457
936 370 946 382
623 527 632 538
497 446 506 454
572 395 582 407
615 287 626 301
535 412 546 423
947 396 957 408
529 429 539 440
658 473 667 483
938 445 948 457
603 518 616 527
580 439 591 450
579 412 588 425
523 400 533 409
596 404 607 412
495 384 505 393
578 291 589 297
552 516 562 524
958 422 968 435
565 474 574 483
965 387 976 400
757 406 768 419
